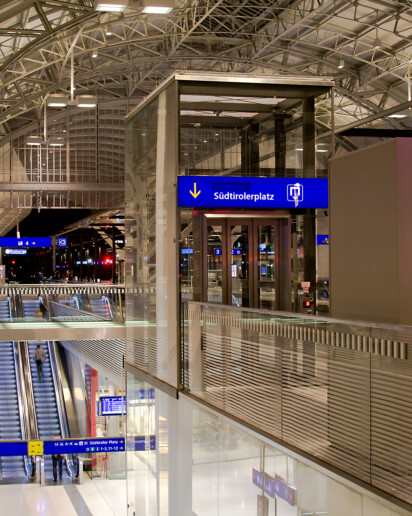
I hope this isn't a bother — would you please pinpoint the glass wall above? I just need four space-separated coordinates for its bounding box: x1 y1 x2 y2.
126 373 407 516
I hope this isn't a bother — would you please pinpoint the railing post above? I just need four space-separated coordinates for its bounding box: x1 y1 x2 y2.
188 302 202 394
40 457 45 485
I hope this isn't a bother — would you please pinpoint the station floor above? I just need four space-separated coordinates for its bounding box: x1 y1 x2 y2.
0 476 126 516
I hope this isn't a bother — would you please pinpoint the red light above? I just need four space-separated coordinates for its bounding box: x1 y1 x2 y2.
304 300 311 307
11 260 15 265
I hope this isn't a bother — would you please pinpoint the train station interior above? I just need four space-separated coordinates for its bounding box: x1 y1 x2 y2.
0 1 412 515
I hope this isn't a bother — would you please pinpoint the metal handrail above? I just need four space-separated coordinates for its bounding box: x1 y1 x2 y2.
48 341 76 478
19 342 38 440
13 342 34 477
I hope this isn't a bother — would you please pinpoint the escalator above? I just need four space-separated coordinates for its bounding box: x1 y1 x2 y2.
0 343 25 477
28 341 76 482
28 342 61 440
22 298 41 318
0 298 11 322
89 296 112 319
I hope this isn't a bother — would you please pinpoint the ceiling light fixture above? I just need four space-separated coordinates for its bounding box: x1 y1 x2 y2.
338 58 344 69
92 49 98 58
142 0 173 14
94 0 128 12
106 25 113 36
48 137 65 147
388 113 408 118
47 94 69 107
77 95 98 108
373 38 381 49
26 136 43 146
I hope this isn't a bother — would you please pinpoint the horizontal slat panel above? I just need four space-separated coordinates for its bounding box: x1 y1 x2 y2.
182 301 412 504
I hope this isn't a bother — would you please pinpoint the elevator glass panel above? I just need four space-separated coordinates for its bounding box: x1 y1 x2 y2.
229 224 250 307
207 225 224 303
256 224 277 310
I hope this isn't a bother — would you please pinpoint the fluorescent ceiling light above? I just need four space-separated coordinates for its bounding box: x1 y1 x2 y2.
388 113 407 118
27 136 43 146
48 137 65 147
142 0 173 14
143 6 172 13
47 94 69 107
77 95 98 108
338 59 344 69
92 49 98 58
94 1 128 12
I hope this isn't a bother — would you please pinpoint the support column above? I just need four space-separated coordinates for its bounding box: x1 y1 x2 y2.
302 98 316 312
274 117 286 177
241 123 260 175
52 237 56 273
112 226 116 284
79 238 84 281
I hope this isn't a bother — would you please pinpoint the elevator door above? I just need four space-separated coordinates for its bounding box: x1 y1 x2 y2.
203 217 290 310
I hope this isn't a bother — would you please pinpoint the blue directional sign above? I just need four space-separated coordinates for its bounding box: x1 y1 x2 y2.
177 176 328 209
100 396 126 416
252 468 295 506
128 435 156 451
5 249 28 255
43 437 125 455
0 441 28 456
57 237 67 248
0 237 51 248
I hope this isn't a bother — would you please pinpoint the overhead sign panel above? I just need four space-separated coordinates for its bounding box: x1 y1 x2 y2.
43 437 125 455
178 176 328 209
0 441 29 456
0 237 51 248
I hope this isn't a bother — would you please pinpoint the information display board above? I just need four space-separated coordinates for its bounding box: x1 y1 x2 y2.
178 176 328 209
43 437 125 455
100 396 126 416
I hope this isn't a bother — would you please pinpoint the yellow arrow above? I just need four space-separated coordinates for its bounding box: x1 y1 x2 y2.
190 183 201 198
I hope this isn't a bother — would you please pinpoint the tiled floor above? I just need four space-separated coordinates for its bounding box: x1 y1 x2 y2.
0 476 127 516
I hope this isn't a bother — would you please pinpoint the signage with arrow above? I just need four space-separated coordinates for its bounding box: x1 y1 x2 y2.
190 182 201 198
0 237 52 248
178 176 328 209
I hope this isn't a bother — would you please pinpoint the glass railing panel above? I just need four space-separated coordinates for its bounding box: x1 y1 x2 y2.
182 301 412 505
0 284 125 324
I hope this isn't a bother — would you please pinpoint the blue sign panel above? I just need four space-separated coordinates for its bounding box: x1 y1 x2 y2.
136 389 155 399
178 176 328 209
0 237 51 248
100 396 126 416
4 249 28 255
316 234 329 245
214 248 222 256
57 237 67 248
0 441 28 456
252 468 295 506
231 249 242 255
43 438 125 455
131 435 156 451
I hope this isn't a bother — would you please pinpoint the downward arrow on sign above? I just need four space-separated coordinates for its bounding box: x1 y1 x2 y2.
190 183 201 198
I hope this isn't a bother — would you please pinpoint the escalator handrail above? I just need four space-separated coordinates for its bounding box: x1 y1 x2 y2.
48 341 76 478
14 342 37 477
17 342 38 440
102 295 114 320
